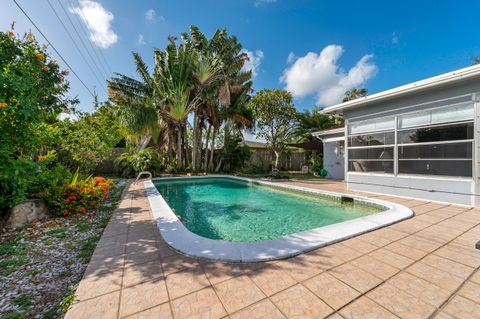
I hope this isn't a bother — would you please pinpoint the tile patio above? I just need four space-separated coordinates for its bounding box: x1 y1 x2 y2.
65 179 480 319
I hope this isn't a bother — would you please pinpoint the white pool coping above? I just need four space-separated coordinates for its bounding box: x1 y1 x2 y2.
144 175 414 262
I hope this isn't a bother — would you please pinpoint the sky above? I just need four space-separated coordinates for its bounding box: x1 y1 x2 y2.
3 0 480 114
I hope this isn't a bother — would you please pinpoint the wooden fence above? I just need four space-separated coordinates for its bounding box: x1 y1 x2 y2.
249 150 306 171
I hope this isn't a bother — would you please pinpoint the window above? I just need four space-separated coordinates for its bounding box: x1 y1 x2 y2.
348 117 395 174
347 102 474 178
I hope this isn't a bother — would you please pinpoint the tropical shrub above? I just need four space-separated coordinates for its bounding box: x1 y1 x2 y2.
34 175 112 216
115 147 163 177
219 137 251 173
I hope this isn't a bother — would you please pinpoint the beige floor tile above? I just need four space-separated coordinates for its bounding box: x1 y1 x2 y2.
119 277 169 317
304 272 360 310
434 244 480 268
161 254 201 275
125 249 161 267
351 255 399 280
231 299 285 319
458 281 480 303
75 269 123 302
470 271 480 284
396 235 441 253
421 254 474 279
358 232 394 247
406 262 464 292
202 262 244 285
326 314 344 319
432 311 457 319
303 248 345 271
65 291 120 319
270 284 333 319
166 267 210 299
367 283 436 318
171 287 227 319
330 263 383 293
384 241 428 260
327 243 363 262
443 295 480 319
123 260 163 287
371 228 409 242
390 219 431 234
388 272 451 308
214 275 265 313
248 266 296 296
339 296 399 319
274 256 323 281
368 248 414 269
124 302 172 319
341 237 378 254
84 254 125 277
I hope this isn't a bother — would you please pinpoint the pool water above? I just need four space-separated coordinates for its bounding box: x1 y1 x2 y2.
154 178 384 242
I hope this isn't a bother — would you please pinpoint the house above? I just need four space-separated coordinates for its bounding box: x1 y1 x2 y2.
316 64 480 206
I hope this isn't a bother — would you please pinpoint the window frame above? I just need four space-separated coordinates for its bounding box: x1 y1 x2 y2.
346 102 475 179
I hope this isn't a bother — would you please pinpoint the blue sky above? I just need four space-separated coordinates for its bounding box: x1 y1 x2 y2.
3 0 480 113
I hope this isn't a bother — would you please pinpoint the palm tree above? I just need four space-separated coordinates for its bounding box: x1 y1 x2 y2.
343 88 368 102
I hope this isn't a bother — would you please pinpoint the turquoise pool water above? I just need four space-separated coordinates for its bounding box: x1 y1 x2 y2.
154 178 384 242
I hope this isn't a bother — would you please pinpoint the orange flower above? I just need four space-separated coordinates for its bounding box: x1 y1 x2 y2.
37 155 46 159
26 32 35 41
35 52 45 61
0 102 8 108
7 31 14 39
42 66 49 71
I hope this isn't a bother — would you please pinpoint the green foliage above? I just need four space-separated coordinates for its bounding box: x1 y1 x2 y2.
219 136 251 173
342 88 368 102
0 28 75 214
0 311 27 319
77 234 100 263
58 102 123 173
248 89 298 168
308 154 324 174
11 293 32 311
115 147 163 177
296 107 343 141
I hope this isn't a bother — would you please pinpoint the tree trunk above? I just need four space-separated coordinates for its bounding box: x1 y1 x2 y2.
204 124 211 173
191 111 200 172
134 133 151 152
176 128 182 172
273 150 281 169
209 127 216 171
197 124 203 171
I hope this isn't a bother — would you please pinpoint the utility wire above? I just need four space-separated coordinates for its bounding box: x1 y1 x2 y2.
12 0 94 97
46 0 107 94
55 0 109 79
58 0 110 78
67 0 113 76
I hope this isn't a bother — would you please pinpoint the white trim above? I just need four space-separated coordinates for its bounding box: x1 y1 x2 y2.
322 64 480 114
144 176 413 262
322 136 345 143
312 127 345 137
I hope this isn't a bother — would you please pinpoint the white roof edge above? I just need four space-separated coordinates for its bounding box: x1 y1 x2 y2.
312 127 345 137
322 63 480 114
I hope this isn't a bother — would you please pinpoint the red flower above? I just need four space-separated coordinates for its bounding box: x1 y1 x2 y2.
103 193 108 197
63 211 68 216
65 199 70 203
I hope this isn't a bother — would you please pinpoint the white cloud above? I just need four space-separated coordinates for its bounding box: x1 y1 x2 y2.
280 45 377 106
70 0 118 48
254 0 277 7
242 49 264 78
391 32 399 45
145 9 155 21
58 113 79 121
287 52 296 64
137 34 145 45
145 9 164 22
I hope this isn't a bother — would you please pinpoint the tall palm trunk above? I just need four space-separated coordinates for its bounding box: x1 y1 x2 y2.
191 111 199 172
183 124 190 167
197 124 203 171
203 124 211 173
209 127 216 171
176 127 183 172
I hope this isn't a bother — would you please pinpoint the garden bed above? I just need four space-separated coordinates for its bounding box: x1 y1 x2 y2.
0 180 127 319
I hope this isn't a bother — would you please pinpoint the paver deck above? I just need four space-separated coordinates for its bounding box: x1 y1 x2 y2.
65 179 480 319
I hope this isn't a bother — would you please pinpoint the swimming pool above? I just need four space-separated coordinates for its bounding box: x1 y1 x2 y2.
145 176 413 262
154 177 383 242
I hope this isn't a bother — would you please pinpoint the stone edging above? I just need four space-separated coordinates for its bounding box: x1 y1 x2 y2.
144 175 414 262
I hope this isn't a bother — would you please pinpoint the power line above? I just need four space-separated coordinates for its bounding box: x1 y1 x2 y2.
12 0 95 98
67 0 113 76
55 0 109 79
57 0 110 79
46 0 107 93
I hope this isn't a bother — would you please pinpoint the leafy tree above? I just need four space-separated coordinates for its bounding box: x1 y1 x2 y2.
0 28 75 212
296 107 343 142
58 101 123 173
248 89 298 168
342 88 368 102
